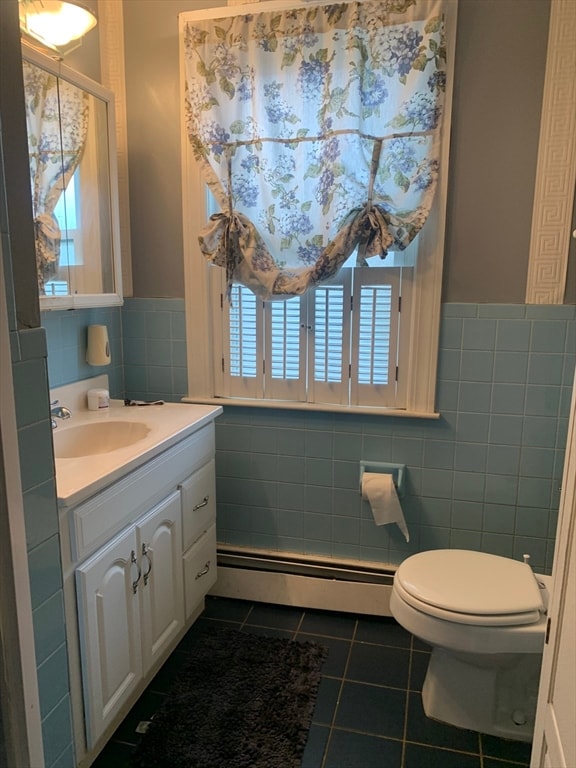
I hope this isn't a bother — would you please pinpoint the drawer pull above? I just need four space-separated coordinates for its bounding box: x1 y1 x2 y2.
141 543 152 586
130 550 141 594
193 495 210 512
195 560 211 580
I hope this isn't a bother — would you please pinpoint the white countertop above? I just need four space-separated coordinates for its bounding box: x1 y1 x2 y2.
52 390 222 508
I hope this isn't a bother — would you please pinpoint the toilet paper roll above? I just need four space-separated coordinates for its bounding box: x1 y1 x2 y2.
86 325 111 366
361 472 410 542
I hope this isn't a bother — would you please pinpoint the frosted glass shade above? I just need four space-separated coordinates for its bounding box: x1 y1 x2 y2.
20 1 97 49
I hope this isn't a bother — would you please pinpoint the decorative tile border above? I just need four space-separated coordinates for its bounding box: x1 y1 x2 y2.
526 0 576 303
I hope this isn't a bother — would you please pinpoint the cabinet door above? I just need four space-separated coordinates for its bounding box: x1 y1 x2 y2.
76 527 143 748
137 491 185 673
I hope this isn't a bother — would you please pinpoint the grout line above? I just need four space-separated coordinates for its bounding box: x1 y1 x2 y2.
239 603 255 629
334 678 410 693
479 732 485 768
320 727 485 759
319 617 358 768
301 633 411 649
400 637 415 768
402 738 483 757
329 724 405 742
293 608 306 638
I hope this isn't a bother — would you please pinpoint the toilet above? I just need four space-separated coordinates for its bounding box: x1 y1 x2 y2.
390 549 550 742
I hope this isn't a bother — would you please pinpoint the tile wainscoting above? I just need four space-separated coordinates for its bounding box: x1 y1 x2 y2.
213 303 574 574
43 300 576 574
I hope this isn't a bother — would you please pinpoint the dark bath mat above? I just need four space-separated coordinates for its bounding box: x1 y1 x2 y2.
132 626 327 768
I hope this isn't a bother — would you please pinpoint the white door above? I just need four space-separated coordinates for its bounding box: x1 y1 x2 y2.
137 491 185 673
530 374 576 768
76 526 143 748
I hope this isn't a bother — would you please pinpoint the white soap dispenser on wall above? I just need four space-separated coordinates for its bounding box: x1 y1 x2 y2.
86 324 111 366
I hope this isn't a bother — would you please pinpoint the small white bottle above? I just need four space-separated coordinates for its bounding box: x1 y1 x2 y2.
87 388 110 411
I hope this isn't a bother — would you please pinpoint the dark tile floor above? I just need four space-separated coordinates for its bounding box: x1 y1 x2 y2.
93 597 533 768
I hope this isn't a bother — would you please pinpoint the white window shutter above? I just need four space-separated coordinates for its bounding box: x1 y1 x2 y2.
215 277 264 399
308 271 352 406
214 267 405 408
350 268 402 408
264 296 307 401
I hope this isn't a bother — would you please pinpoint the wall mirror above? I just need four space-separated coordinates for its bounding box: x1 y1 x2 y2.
22 45 123 309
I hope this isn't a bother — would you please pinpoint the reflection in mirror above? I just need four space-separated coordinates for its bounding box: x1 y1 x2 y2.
21 49 121 306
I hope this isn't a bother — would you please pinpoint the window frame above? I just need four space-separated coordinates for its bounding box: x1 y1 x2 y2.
179 0 458 418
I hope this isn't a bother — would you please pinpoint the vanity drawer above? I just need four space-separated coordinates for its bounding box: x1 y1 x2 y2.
70 424 215 562
180 460 216 550
183 525 217 619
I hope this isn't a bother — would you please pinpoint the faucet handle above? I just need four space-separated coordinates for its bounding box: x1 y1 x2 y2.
50 399 59 407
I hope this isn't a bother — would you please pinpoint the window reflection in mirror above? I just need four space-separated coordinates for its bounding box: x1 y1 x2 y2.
21 49 121 307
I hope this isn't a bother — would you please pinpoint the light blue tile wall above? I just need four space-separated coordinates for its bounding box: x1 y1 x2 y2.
122 298 188 402
43 301 576 580
211 303 574 574
42 306 124 395
10 327 74 768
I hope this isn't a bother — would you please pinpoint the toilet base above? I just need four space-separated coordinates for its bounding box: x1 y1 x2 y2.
422 647 541 742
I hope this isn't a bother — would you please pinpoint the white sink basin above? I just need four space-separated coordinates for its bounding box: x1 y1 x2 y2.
53 421 151 459
48 377 222 506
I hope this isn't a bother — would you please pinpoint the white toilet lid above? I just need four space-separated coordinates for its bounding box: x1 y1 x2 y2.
395 550 544 619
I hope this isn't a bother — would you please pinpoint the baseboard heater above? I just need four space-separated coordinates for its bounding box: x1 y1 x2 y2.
209 548 395 617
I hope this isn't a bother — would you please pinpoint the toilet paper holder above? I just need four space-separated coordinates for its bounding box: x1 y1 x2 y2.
360 461 406 498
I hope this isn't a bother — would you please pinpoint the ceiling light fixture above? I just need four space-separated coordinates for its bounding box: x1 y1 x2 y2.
19 0 97 54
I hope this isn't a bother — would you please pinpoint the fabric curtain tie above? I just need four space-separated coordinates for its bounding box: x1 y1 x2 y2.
347 204 395 264
35 211 61 241
199 211 244 298
199 211 281 300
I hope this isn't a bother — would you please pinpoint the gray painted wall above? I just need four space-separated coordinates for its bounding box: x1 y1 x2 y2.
64 0 101 83
123 0 225 298
443 0 550 303
123 0 558 303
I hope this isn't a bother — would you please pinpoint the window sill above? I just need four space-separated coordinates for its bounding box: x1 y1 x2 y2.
181 396 440 420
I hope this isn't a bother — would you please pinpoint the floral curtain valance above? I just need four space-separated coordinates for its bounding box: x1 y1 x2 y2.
183 0 446 300
23 62 89 291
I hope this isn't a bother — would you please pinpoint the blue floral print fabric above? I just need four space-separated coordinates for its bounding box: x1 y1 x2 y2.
183 0 446 300
23 61 89 292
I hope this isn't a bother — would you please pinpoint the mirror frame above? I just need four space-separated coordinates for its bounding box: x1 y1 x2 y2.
22 43 123 310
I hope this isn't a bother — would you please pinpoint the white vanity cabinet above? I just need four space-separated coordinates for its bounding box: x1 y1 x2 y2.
76 491 184 747
58 413 221 762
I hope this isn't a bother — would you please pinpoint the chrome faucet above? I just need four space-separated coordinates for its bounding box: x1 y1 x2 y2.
50 400 72 429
